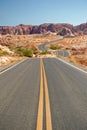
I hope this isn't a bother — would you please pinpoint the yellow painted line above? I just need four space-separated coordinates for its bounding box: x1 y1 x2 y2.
42 60 52 130
36 59 43 130
36 58 52 130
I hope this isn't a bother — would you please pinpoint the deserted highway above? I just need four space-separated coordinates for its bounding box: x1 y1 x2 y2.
0 58 87 130
55 50 69 57
38 39 63 51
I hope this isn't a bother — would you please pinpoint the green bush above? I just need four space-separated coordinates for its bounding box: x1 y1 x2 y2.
40 50 50 55
16 47 33 57
0 51 9 56
50 44 62 50
23 49 33 57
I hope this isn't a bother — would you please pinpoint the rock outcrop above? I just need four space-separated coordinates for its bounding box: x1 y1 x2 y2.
0 23 87 36
57 27 74 37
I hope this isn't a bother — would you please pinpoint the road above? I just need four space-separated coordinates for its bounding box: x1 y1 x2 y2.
0 58 87 130
38 38 69 57
43 58 87 130
38 39 63 51
0 59 40 130
55 50 69 57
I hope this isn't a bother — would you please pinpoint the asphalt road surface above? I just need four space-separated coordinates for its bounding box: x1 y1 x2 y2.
0 59 40 130
38 38 69 57
0 58 87 130
55 50 69 57
38 39 63 51
43 58 87 130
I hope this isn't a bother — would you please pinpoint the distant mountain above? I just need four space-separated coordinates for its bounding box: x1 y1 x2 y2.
0 23 87 36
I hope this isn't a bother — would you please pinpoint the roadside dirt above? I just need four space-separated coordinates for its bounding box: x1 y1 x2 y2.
49 36 87 69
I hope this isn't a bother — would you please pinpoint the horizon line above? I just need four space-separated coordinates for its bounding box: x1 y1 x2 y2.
0 22 87 27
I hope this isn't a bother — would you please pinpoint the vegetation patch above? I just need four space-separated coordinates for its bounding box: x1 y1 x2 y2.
50 44 62 50
16 47 33 57
0 51 9 56
30 46 39 54
40 50 51 55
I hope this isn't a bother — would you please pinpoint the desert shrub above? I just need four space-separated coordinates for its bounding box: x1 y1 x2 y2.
16 47 33 57
23 49 33 57
0 51 9 56
9 46 15 51
30 46 38 54
40 50 50 55
16 48 24 56
50 44 62 50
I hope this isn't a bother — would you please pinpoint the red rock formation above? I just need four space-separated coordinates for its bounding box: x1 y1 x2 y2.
0 23 87 36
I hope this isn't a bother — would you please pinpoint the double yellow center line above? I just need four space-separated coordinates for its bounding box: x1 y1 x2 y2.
36 59 52 130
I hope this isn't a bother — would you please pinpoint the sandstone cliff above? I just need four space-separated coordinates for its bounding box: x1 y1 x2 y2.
0 23 87 36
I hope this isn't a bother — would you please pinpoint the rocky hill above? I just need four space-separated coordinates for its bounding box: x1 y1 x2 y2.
0 23 87 36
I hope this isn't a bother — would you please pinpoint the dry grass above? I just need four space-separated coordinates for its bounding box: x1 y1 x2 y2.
68 55 87 69
0 34 87 68
52 35 87 68
0 34 59 67
0 56 25 68
53 35 87 49
0 34 59 48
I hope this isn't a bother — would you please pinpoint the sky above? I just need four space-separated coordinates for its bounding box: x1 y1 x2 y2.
0 0 87 26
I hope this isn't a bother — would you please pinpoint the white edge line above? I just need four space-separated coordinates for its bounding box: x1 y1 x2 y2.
0 58 28 75
55 57 87 74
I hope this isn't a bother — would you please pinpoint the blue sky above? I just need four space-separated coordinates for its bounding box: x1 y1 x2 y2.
0 0 87 26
